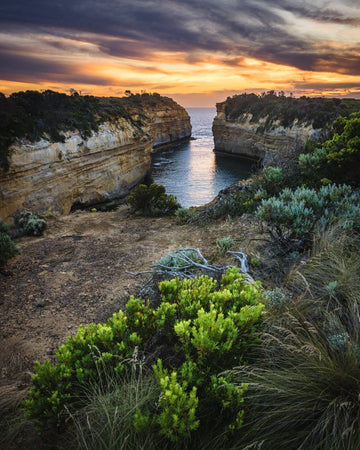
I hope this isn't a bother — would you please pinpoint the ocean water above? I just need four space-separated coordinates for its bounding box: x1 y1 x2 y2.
150 107 255 208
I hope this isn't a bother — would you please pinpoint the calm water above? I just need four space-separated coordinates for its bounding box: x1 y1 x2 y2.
151 108 254 208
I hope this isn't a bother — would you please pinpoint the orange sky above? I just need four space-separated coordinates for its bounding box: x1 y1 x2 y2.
0 0 359 107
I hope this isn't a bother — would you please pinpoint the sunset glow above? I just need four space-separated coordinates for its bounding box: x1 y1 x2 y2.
1 0 359 107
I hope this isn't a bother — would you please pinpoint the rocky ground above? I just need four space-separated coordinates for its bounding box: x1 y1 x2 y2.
0 206 254 448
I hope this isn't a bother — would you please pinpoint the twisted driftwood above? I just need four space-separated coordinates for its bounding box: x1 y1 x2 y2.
126 247 255 299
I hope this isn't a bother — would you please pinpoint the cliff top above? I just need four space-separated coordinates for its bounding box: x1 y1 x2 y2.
0 90 185 170
220 91 360 130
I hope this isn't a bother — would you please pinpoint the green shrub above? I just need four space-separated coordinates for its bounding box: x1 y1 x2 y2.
216 236 234 255
298 113 360 187
25 268 264 445
255 184 360 250
127 183 180 216
0 221 19 268
250 257 260 267
262 166 284 188
175 207 197 224
14 210 46 236
136 359 200 442
324 113 360 185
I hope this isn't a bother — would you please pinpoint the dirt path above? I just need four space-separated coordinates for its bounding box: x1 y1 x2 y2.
0 207 249 388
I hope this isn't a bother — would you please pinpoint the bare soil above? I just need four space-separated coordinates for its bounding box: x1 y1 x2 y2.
0 207 252 395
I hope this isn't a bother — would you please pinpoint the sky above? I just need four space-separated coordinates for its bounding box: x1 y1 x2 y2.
0 0 359 107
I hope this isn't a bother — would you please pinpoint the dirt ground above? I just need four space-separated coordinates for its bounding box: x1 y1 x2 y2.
0 207 252 393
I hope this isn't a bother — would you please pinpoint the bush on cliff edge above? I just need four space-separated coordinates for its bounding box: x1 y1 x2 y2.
128 183 181 216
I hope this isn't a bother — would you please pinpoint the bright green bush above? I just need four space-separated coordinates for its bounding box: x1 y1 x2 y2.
0 221 19 267
14 209 46 236
127 183 180 216
25 268 264 445
136 359 200 441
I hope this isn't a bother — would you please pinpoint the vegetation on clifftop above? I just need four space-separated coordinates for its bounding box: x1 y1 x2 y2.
223 91 360 131
0 90 182 170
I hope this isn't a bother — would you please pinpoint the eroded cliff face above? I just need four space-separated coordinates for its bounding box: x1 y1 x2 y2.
147 104 192 148
0 100 191 221
212 102 323 166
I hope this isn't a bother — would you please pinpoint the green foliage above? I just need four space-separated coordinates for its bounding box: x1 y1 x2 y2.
216 236 234 255
0 221 19 267
14 209 46 236
175 207 197 224
127 183 180 216
298 113 360 187
262 166 284 186
194 184 261 222
25 268 264 445
298 146 327 179
151 360 199 441
255 184 360 250
250 257 260 267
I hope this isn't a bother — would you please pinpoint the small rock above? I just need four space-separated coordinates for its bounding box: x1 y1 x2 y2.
36 301 46 307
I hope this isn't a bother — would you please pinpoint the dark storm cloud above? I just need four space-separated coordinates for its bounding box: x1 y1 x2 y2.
1 0 359 75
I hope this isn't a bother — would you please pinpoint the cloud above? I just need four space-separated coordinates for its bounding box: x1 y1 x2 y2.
0 51 111 85
0 0 360 92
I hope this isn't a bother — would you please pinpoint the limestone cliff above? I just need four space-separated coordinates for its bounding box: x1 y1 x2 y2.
0 95 191 221
212 102 323 166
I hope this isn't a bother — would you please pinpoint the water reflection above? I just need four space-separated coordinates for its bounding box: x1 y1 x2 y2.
151 108 254 208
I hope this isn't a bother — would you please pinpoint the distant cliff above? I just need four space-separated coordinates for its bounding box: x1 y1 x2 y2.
212 92 360 166
0 91 191 221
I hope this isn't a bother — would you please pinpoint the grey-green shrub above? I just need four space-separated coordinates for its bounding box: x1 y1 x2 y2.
255 184 360 249
14 210 46 236
216 236 234 255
